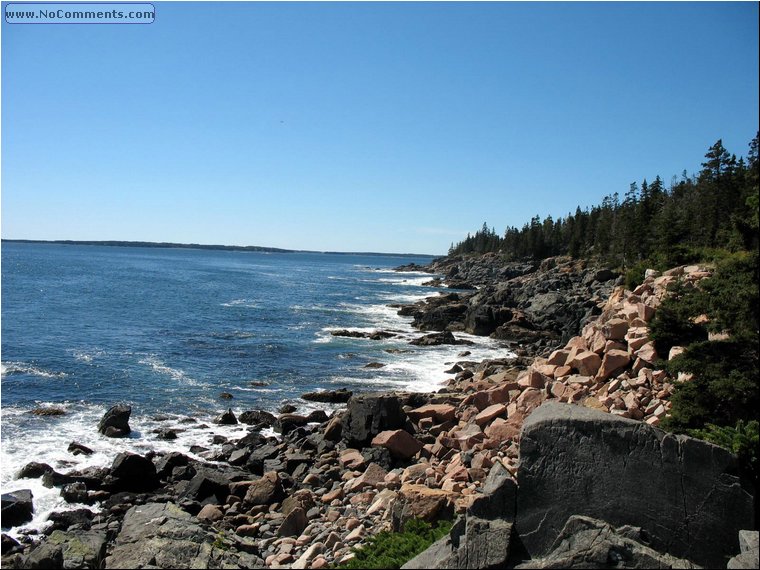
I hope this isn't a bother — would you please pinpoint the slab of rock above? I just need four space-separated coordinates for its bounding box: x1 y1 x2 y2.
515 402 754 569
1 489 33 527
98 404 131 437
372 430 423 459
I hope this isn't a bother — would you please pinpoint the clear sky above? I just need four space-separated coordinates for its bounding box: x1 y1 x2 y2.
1 2 758 255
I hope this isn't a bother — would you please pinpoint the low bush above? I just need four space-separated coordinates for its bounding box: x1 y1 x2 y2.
338 519 453 569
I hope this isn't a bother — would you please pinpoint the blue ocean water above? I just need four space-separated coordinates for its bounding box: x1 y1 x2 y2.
0 242 509 533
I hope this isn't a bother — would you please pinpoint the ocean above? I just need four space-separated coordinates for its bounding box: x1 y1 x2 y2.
0 242 511 535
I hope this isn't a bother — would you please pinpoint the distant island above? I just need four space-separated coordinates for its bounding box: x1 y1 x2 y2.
1 239 438 258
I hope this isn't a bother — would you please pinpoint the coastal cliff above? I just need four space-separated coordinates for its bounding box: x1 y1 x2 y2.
2 255 756 570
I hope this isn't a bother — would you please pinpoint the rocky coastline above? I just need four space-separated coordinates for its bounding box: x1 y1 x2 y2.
1 254 757 569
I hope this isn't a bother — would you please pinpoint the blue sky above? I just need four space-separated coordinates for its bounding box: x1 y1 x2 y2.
2 2 758 254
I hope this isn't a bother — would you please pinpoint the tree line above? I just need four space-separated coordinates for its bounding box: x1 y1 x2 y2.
449 135 759 268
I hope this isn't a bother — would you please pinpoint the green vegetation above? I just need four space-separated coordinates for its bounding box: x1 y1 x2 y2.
690 420 758 485
337 519 453 569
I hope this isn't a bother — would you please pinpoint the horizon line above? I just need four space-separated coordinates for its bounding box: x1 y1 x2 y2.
1 238 442 259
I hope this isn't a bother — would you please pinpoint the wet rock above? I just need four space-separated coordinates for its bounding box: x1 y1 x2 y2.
98 404 131 438
16 462 54 480
67 442 94 456
301 389 353 404
1 489 34 528
214 408 237 425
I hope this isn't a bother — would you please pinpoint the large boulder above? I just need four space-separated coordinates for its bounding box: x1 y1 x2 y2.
108 453 159 492
98 404 131 437
515 402 754 568
341 394 407 447
1 489 34 528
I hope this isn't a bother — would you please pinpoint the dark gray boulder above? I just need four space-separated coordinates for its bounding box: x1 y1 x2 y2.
341 394 407 447
1 489 34 528
238 409 277 426
67 442 94 456
515 402 754 569
108 452 159 492
214 408 237 425
98 404 131 437
514 516 699 569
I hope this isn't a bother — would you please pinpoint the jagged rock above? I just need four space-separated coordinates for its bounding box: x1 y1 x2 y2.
214 408 237 425
515 402 754 568
514 516 699 569
341 394 407 447
1 489 34 528
97 404 131 437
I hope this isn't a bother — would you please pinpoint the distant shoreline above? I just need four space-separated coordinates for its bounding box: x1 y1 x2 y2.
1 238 439 258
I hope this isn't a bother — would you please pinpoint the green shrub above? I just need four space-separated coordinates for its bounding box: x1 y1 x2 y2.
624 261 648 291
649 279 708 356
337 519 453 569
689 420 758 485
662 337 759 432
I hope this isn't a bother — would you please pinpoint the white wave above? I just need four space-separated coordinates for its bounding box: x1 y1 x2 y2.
0 401 288 539
221 299 260 308
0 361 67 379
71 349 107 363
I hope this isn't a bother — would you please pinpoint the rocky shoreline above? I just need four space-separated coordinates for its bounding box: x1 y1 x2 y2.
2 254 757 569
